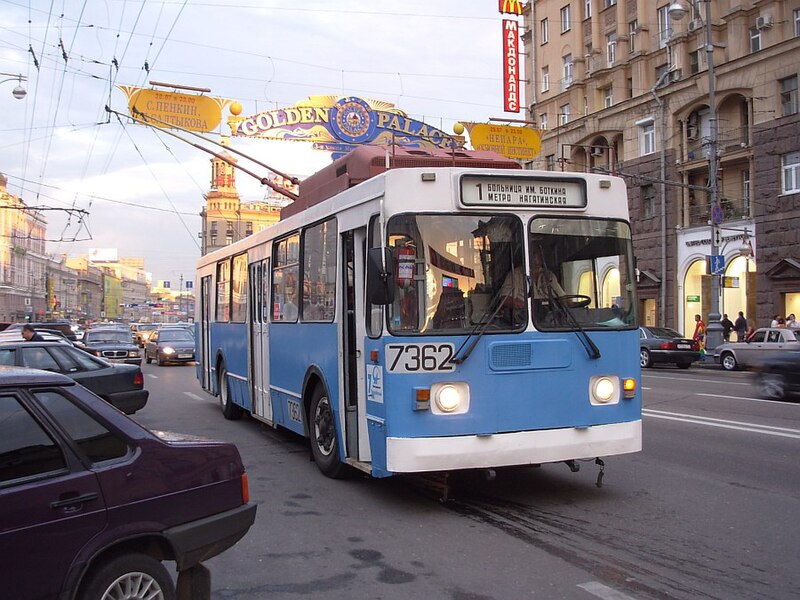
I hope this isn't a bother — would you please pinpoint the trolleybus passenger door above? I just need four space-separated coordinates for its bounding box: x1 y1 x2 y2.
200 275 213 391
249 259 272 422
343 228 370 462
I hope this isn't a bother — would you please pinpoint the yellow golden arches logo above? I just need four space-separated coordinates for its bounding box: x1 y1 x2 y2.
499 0 523 15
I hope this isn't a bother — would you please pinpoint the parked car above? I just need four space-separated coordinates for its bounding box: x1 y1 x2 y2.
639 326 701 369
0 365 256 600
0 328 73 345
752 351 800 400
4 320 77 341
81 328 142 365
145 328 196 366
0 340 148 414
713 327 800 371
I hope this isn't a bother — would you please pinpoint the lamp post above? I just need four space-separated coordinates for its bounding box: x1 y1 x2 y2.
0 72 27 100
669 0 722 349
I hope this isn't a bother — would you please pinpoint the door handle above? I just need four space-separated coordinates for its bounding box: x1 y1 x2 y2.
51 492 98 510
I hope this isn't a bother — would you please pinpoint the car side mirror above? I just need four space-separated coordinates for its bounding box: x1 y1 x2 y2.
366 247 396 306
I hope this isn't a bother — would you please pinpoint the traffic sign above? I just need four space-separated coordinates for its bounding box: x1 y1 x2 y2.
708 254 725 275
711 204 724 225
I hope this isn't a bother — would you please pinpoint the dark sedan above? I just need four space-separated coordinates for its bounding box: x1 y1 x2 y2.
145 328 196 366
0 365 256 600
753 351 800 400
639 326 701 369
0 340 148 414
81 327 142 365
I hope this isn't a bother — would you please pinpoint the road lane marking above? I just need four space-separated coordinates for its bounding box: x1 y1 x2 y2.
642 374 750 386
695 392 799 406
183 392 205 401
578 581 638 600
643 409 800 439
147 374 158 379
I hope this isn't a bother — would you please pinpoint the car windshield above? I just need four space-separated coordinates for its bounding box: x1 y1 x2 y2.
159 331 193 342
87 331 131 344
530 217 637 331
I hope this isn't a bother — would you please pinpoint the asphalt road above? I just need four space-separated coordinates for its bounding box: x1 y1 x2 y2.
134 362 800 600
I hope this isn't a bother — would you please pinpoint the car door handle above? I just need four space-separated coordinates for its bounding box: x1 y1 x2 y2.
51 492 98 510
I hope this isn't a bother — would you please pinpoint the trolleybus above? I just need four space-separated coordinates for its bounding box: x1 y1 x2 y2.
196 147 641 479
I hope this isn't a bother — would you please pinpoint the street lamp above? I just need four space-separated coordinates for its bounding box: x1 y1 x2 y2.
0 72 27 100
669 0 723 349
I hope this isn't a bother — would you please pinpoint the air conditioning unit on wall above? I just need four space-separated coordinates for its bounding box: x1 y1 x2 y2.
688 19 703 33
756 14 773 29
591 146 604 157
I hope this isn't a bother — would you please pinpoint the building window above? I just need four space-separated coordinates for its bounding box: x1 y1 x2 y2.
604 86 613 108
562 54 573 88
561 5 571 33
795 9 800 37
749 27 761 53
584 0 592 19
780 75 798 116
689 50 700 75
638 119 655 156
225 234 233 246
604 0 616 7
657 5 672 48
559 104 570 126
628 20 638 53
627 77 633 99
782 152 800 194
742 170 751 215
545 154 556 171
642 185 655 219
541 18 549 44
540 113 548 130
606 33 617 67
542 66 550 92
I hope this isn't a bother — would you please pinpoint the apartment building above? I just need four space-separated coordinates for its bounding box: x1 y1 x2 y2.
524 0 800 334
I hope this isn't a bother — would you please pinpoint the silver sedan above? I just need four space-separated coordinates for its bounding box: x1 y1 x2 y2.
713 327 800 371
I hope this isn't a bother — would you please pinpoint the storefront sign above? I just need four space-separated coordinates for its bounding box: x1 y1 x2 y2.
499 0 524 15
460 176 586 208
502 20 520 113
230 96 454 155
686 295 701 302
467 123 540 160
119 86 231 133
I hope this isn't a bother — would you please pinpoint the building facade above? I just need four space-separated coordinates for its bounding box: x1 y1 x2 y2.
0 173 48 322
523 0 800 334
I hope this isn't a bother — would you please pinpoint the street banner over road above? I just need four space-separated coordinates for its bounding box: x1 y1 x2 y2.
119 86 231 133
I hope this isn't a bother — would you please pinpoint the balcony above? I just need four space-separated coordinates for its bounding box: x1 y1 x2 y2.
718 127 750 153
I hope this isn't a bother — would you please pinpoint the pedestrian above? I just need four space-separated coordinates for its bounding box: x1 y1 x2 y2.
776 317 787 328
745 318 757 342
787 313 798 329
21 324 44 342
692 314 706 356
770 314 779 327
720 313 734 342
734 311 747 341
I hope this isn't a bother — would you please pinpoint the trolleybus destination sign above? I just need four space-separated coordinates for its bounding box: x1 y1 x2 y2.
460 176 587 208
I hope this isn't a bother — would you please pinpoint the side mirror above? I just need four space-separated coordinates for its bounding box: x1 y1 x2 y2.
366 247 396 306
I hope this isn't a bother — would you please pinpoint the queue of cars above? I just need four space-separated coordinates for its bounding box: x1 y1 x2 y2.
0 322 254 598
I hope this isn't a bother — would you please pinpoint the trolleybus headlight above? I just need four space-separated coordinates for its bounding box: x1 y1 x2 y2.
590 376 619 405
430 382 470 415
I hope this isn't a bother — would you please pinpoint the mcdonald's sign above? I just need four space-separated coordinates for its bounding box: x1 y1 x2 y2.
499 0 524 15
502 20 520 113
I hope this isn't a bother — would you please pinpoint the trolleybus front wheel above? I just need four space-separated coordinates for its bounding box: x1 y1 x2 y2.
309 386 347 478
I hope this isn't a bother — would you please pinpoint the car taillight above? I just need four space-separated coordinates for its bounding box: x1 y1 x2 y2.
133 372 144 387
241 473 250 504
660 341 676 350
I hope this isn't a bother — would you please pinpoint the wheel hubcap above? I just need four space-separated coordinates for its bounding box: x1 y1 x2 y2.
314 397 335 456
640 351 649 367
101 572 165 600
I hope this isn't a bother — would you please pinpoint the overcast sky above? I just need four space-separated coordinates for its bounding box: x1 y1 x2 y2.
0 1 517 285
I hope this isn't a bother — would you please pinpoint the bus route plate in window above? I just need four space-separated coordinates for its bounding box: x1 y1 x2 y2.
386 343 456 373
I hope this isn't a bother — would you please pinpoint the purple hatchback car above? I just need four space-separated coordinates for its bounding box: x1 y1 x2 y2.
0 366 256 600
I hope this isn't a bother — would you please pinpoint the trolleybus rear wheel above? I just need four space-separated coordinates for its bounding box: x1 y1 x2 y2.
218 364 243 420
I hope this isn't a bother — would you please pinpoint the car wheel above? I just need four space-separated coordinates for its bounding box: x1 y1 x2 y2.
721 352 738 371
218 365 243 420
309 385 347 478
156 354 164 366
759 373 787 400
639 348 652 368
677 362 692 369
145 352 152 364
78 553 175 600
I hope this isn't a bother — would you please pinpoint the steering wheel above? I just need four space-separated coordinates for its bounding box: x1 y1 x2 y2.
558 294 592 309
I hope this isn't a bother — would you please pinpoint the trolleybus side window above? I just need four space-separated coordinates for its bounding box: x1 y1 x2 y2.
301 218 337 322
216 258 231 322
271 233 300 322
385 213 526 335
231 253 248 323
